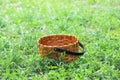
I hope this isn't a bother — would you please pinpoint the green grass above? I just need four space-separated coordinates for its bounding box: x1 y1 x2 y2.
0 0 120 79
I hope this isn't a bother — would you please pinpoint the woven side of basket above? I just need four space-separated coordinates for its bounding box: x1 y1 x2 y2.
38 42 79 62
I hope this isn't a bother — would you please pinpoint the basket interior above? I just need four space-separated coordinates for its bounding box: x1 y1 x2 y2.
39 35 78 47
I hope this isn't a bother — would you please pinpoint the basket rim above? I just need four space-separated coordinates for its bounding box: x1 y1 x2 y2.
37 34 79 48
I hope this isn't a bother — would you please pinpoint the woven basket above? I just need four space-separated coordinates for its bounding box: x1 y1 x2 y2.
37 34 85 62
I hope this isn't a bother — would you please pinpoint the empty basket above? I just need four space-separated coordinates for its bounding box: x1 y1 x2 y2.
37 34 85 62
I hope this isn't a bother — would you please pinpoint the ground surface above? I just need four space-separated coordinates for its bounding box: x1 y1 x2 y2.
0 0 120 80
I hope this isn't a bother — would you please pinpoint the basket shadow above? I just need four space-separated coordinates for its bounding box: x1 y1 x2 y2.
33 57 65 74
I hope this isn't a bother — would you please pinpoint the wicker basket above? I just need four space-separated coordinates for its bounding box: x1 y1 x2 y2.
37 34 85 62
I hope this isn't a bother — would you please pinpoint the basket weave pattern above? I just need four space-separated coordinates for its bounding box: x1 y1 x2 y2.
37 35 80 62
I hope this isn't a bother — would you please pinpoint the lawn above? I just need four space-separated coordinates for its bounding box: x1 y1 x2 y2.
0 0 120 80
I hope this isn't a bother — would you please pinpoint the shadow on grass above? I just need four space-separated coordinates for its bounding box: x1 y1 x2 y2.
30 56 87 75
